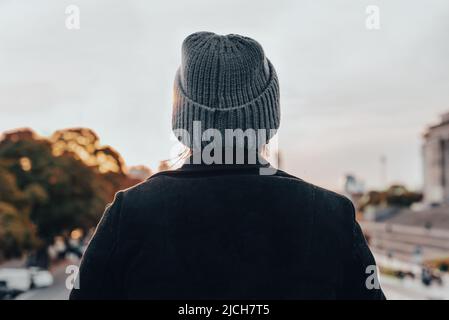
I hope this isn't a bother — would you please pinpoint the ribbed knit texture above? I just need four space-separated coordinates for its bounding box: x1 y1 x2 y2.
172 32 280 147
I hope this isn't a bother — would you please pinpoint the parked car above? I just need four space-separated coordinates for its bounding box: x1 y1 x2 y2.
29 267 54 288
0 267 54 295
0 280 22 300
0 268 31 292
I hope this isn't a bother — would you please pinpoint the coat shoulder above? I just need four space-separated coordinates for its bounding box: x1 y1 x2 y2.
275 169 354 208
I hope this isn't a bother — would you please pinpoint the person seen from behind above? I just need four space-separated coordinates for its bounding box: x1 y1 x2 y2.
70 32 385 300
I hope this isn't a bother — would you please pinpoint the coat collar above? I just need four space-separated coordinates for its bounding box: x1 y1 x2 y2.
178 155 271 172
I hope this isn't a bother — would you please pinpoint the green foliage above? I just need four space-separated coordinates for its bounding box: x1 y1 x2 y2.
384 185 422 207
359 184 423 212
0 128 141 259
0 164 40 260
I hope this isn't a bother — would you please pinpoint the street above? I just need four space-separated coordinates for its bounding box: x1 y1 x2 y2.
381 276 449 300
15 260 76 300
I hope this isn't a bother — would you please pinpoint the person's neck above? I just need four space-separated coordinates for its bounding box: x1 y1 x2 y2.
184 147 268 166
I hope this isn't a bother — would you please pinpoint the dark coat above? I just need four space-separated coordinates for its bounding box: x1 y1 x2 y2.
70 161 385 300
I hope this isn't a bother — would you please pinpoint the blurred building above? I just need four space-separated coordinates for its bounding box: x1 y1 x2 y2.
342 174 365 195
361 205 449 265
423 112 449 204
341 174 365 207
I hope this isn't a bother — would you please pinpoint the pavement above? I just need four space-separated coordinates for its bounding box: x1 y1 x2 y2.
14 260 78 300
381 275 449 300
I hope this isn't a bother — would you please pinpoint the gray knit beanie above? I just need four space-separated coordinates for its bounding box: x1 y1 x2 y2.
172 32 280 148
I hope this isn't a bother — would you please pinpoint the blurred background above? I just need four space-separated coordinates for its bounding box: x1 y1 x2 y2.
1 0 448 300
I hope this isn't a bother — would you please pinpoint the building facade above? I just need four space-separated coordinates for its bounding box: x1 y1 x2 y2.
423 112 449 204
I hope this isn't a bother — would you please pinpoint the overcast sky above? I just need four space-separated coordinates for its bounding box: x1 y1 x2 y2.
1 0 448 190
